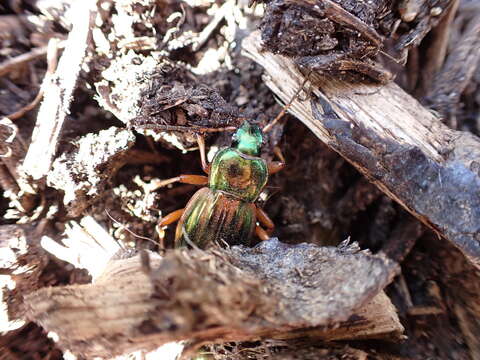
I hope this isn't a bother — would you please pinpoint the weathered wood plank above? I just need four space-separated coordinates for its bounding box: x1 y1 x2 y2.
242 31 480 269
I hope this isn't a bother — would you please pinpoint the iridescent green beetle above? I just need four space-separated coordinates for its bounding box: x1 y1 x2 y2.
157 121 284 248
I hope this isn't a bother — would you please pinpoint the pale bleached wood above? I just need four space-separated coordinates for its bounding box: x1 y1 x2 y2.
242 31 480 269
22 1 96 180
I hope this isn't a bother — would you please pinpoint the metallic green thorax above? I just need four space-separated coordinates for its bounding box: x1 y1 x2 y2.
232 121 263 156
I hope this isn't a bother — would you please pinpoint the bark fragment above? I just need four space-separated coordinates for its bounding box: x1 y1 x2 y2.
24 239 400 358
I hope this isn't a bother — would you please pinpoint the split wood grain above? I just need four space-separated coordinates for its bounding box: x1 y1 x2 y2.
242 31 480 269
22 1 96 180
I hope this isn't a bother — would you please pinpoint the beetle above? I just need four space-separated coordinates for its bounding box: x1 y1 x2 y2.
157 121 285 249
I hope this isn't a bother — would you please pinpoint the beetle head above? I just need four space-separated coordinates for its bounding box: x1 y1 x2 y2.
232 121 263 156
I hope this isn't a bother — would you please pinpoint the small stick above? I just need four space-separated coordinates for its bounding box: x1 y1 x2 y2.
137 124 237 133
192 1 232 51
263 72 311 133
0 46 48 78
6 39 61 120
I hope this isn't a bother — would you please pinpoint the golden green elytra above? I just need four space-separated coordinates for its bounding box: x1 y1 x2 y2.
158 121 284 249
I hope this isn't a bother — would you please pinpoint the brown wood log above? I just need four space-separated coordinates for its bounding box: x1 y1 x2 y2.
24 240 402 358
242 31 480 269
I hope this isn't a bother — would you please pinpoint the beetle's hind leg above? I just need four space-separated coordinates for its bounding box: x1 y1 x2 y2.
157 208 185 248
255 225 270 241
255 206 275 241
158 208 185 227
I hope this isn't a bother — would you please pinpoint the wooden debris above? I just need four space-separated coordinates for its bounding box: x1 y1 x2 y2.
5 38 61 121
0 118 37 215
0 223 49 327
22 1 96 180
0 45 49 78
1 0 480 358
40 215 121 280
243 30 480 269
425 7 480 127
47 127 136 217
24 239 400 358
415 0 459 97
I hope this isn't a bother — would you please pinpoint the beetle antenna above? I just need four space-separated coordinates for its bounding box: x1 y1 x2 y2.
105 208 158 246
263 71 312 133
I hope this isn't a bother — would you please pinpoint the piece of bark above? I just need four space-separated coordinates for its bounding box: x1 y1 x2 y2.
24 239 400 358
273 291 404 342
22 0 96 180
242 31 480 269
95 50 240 151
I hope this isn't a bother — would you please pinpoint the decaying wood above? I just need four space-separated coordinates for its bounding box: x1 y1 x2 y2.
22 1 96 180
24 239 401 358
425 7 480 126
415 0 459 97
40 215 121 280
46 127 136 217
0 223 49 330
243 31 480 269
0 118 37 215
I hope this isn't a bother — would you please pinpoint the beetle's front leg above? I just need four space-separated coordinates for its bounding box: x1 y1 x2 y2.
196 134 210 174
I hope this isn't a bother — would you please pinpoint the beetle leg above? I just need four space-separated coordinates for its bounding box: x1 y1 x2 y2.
255 206 274 241
158 208 185 227
255 206 274 231
273 146 285 163
255 225 270 241
197 134 210 174
267 146 286 174
267 161 285 175
157 208 185 249
151 174 208 191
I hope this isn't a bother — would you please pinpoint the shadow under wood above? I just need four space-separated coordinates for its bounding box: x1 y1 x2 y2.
24 239 400 358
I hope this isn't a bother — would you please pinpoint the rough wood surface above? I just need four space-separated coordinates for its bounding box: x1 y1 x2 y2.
22 1 96 180
0 223 49 330
24 239 401 358
243 31 480 269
